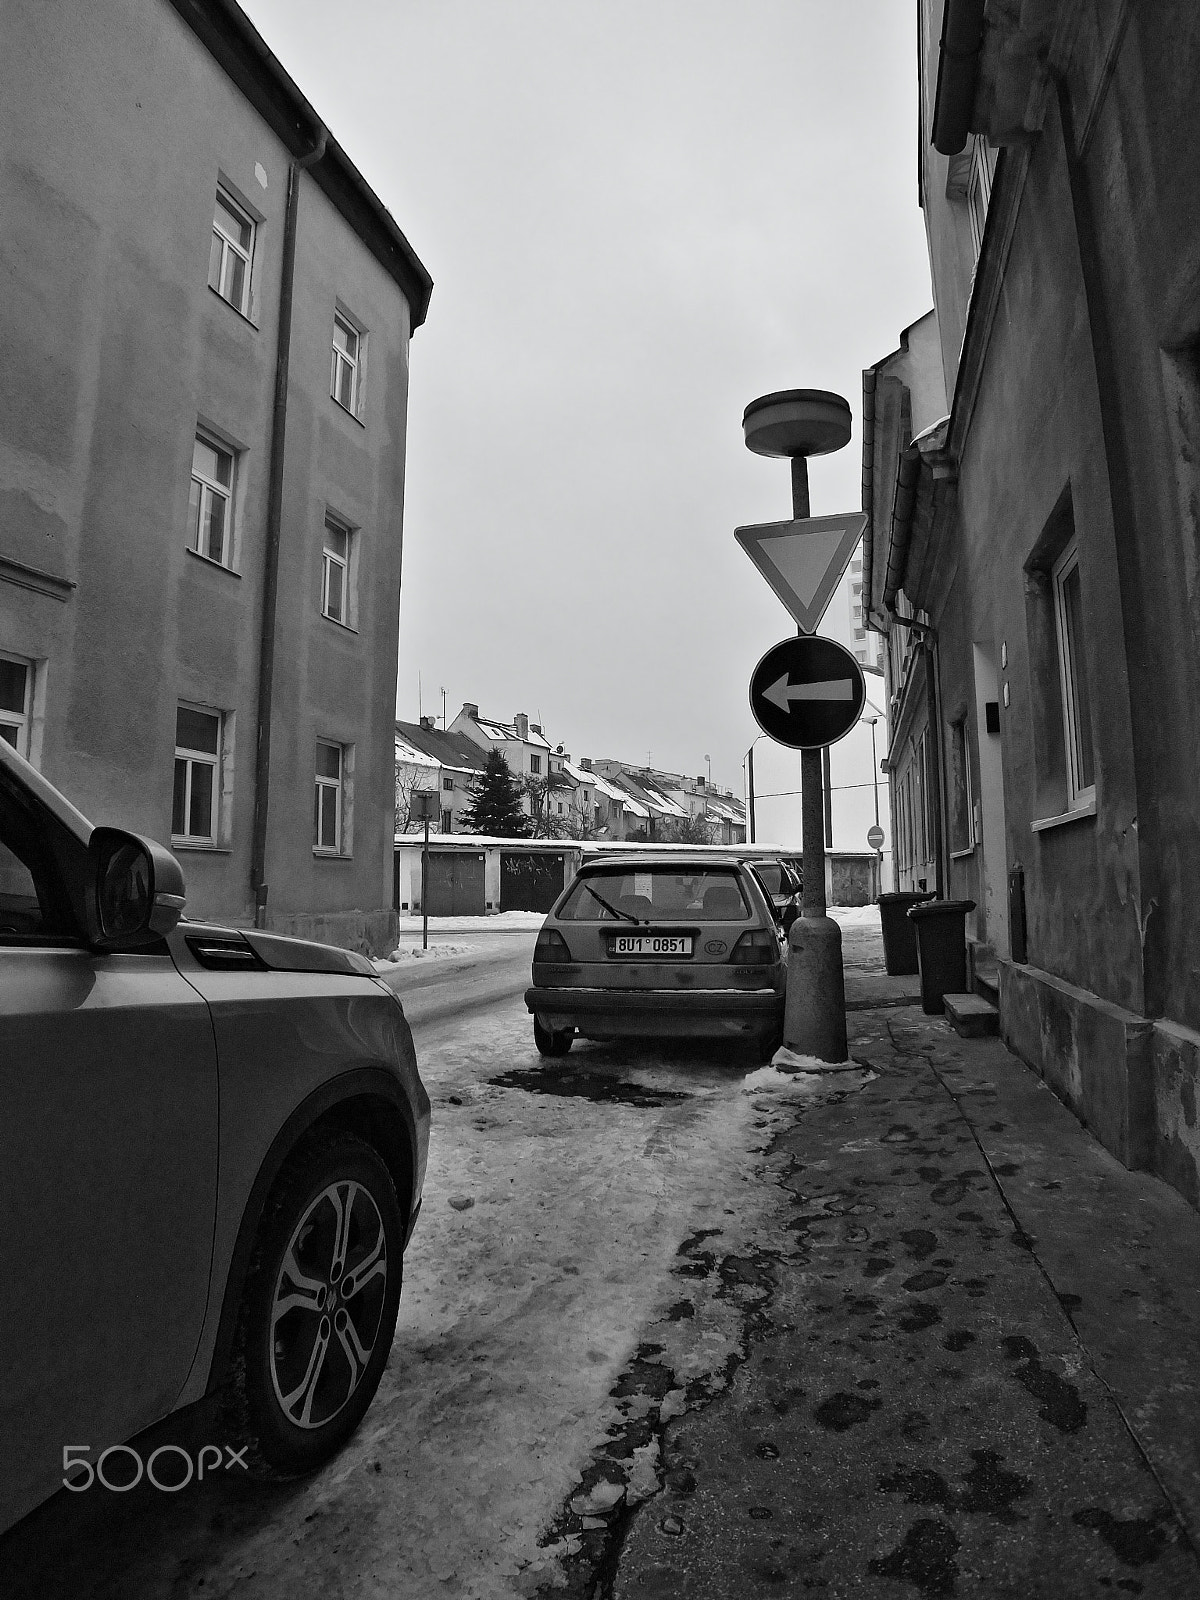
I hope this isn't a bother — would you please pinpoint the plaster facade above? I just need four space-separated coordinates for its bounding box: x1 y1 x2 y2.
0 0 430 952
866 0 1200 1206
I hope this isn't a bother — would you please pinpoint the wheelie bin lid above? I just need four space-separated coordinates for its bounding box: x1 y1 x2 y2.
906 898 976 919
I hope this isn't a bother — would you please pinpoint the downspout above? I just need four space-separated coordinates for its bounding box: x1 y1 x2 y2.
250 126 327 927
932 0 987 156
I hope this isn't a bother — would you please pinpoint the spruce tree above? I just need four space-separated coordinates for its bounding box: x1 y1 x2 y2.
460 749 532 837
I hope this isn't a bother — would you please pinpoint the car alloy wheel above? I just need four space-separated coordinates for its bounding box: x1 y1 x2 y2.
235 1133 404 1472
270 1177 388 1430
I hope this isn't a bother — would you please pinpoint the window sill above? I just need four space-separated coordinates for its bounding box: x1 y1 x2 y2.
171 841 232 854
1030 797 1097 833
207 283 259 330
330 395 366 428
186 548 240 578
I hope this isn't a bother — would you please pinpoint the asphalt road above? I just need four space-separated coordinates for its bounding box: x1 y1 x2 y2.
1 931 802 1600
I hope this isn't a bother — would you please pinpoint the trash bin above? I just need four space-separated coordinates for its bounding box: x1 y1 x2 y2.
878 890 936 975
907 899 976 1014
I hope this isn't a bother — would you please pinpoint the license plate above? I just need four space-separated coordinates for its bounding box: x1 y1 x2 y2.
608 934 693 958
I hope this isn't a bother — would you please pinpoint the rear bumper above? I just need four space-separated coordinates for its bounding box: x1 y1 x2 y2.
525 984 783 1039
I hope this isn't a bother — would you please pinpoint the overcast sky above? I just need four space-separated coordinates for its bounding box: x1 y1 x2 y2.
242 0 933 843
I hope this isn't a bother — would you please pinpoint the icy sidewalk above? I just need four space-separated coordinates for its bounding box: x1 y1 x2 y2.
604 921 1200 1600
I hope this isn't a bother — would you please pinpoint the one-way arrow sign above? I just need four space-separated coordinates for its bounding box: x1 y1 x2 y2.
749 635 866 749
734 511 868 634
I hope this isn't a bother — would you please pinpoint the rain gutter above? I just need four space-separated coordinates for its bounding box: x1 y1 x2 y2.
932 0 987 156
250 127 327 924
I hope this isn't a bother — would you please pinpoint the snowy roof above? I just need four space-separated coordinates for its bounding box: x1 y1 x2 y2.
395 720 488 772
472 714 551 750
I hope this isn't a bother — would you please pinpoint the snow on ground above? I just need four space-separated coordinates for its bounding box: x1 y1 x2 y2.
171 1006 866 1600
373 943 479 968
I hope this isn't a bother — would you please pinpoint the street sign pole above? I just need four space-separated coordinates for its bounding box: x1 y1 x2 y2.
741 389 857 1063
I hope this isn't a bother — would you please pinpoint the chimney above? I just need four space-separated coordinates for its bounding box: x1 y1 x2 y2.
462 702 479 719
420 715 435 730
580 757 593 772
514 713 529 740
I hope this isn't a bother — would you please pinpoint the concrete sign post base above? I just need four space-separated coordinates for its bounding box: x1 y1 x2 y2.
784 913 848 1063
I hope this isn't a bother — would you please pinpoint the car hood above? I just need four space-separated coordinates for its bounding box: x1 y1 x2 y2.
181 921 377 977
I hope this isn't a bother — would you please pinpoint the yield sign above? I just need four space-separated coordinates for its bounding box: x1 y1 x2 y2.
734 511 868 633
749 635 866 749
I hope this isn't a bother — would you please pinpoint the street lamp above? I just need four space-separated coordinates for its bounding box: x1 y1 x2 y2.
743 734 767 843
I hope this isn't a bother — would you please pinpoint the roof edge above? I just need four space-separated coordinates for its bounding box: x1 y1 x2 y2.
165 0 433 327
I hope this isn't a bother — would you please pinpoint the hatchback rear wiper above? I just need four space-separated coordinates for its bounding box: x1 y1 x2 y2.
583 886 641 924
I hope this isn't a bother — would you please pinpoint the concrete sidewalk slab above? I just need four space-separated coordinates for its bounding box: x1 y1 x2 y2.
610 926 1200 1599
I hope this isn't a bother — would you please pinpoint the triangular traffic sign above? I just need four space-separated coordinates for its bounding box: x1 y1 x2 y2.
734 511 868 634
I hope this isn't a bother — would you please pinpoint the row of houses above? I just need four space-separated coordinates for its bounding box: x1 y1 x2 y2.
395 702 747 845
865 1 1200 1209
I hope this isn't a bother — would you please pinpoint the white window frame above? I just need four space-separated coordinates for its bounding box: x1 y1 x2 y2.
173 705 223 846
209 186 255 317
314 740 347 855
321 514 354 626
189 431 237 569
1052 537 1096 809
331 312 363 416
0 652 34 759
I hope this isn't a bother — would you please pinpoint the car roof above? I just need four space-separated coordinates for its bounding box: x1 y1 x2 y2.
577 853 745 871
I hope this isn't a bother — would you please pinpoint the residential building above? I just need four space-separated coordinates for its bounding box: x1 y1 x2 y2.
847 556 885 674
394 717 487 835
0 0 431 952
865 1 1200 1206
449 704 551 821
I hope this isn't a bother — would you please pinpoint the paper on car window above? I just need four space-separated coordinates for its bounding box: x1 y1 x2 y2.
634 873 653 900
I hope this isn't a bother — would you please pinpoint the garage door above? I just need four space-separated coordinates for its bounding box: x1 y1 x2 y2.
501 852 566 913
425 852 486 916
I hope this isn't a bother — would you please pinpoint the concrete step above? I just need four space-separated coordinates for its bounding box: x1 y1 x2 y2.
974 963 1000 1007
943 991 1000 1038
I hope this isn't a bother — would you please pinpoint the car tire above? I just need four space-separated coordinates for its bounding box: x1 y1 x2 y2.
229 1131 404 1475
534 1016 573 1056
755 1028 784 1065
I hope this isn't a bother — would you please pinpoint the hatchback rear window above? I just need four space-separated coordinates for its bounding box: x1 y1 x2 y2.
557 868 750 922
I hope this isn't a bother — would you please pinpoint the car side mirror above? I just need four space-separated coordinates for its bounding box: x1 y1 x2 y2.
89 828 186 950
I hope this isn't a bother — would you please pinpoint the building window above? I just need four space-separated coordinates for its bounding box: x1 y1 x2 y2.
442 776 454 792
1052 538 1096 807
331 313 361 414
966 137 996 260
0 654 33 757
441 809 452 833
948 716 974 854
314 740 345 853
173 706 222 844
530 754 541 775
322 515 354 625
188 433 236 568
208 188 255 315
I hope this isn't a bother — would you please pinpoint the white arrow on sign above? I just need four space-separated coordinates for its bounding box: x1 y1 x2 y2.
734 511 868 634
763 673 855 712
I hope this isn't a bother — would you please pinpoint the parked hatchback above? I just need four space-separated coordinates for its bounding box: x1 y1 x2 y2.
0 739 430 1533
525 854 785 1060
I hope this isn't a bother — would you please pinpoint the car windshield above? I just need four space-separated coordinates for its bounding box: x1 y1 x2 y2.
557 868 750 923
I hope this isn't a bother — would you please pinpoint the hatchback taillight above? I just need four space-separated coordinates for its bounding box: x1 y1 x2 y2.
535 928 573 963
729 930 779 965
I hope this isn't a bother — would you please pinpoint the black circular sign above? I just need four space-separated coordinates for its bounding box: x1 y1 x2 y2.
749 635 866 750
